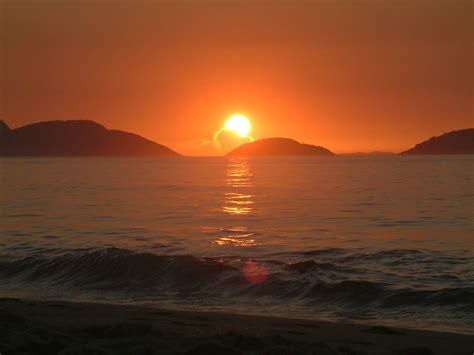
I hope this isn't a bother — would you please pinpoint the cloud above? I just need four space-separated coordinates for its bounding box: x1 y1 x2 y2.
182 138 214 147
213 126 254 150
183 126 254 155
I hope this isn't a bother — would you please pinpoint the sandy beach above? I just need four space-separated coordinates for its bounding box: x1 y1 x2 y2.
0 298 472 354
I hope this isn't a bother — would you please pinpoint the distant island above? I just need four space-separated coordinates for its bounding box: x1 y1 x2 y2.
400 129 474 155
0 120 180 157
227 137 334 156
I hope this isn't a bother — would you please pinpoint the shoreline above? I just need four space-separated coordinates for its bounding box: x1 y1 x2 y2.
1 298 472 354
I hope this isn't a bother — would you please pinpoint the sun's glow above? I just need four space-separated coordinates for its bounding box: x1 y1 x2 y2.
224 114 251 138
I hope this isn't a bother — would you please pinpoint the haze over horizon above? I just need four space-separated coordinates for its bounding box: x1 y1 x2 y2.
2 0 473 155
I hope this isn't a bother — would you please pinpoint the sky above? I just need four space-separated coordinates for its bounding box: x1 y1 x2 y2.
1 0 472 155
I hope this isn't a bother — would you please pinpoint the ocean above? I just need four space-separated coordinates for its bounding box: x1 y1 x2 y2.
0 156 473 334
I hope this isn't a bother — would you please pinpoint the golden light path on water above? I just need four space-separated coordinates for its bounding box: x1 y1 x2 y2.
216 157 270 283
215 157 257 247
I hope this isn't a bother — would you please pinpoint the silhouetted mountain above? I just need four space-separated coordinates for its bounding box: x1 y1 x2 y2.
400 129 474 155
227 138 334 156
0 120 180 156
0 120 10 136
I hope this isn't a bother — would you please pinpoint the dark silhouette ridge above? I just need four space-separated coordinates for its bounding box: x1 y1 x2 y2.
0 120 181 157
400 129 474 155
227 137 334 156
0 120 10 136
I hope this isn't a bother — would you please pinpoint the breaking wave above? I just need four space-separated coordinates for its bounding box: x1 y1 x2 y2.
1 247 472 314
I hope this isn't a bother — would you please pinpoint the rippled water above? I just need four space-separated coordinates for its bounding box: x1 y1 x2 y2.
0 156 473 333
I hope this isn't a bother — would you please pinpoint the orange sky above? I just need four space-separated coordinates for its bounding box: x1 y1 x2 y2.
2 0 473 155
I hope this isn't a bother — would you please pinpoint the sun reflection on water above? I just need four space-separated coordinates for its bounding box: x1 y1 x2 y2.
222 157 254 216
215 157 257 247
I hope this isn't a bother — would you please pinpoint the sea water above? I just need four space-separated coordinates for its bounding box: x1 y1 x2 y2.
0 156 473 334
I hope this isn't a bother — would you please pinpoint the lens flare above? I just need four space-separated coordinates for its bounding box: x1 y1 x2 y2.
242 260 268 284
224 114 251 138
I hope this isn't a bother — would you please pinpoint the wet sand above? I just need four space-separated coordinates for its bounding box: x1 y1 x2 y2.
0 298 472 354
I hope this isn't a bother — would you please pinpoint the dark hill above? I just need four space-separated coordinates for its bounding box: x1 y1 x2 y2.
400 129 474 155
0 120 180 156
0 120 11 137
227 137 334 156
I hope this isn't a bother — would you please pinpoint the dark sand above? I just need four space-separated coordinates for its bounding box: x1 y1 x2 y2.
0 298 472 354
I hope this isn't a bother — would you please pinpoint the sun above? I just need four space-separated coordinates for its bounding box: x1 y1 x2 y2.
224 114 251 138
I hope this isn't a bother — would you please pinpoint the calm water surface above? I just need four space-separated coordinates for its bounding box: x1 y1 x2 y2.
0 156 473 333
